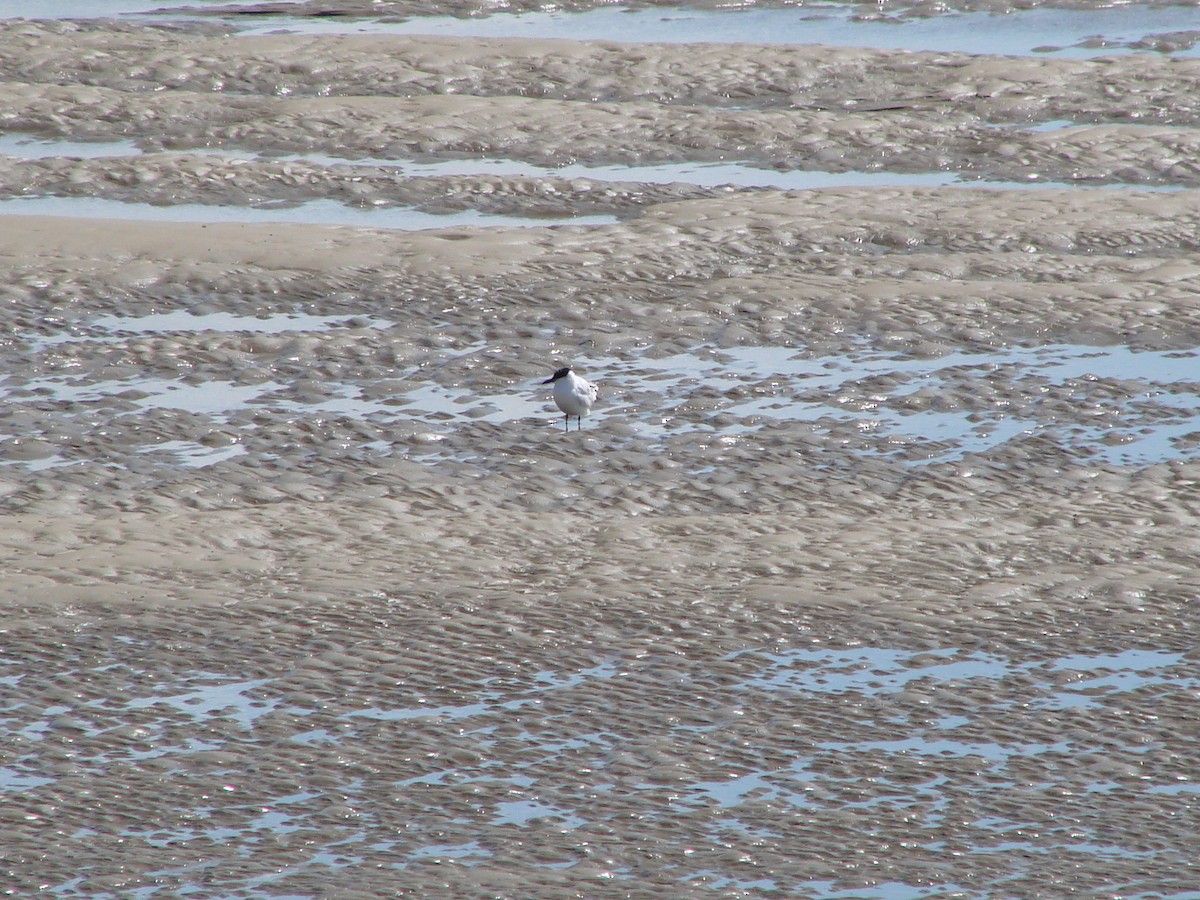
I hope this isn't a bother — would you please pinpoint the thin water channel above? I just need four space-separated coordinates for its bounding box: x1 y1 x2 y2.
65 0 1200 58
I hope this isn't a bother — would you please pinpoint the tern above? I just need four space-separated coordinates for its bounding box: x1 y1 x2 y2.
542 367 598 432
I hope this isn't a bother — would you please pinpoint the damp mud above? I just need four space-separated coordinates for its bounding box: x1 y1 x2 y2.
3 6 1200 899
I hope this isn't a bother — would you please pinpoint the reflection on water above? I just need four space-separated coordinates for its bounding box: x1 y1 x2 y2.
3 134 1190 195
792 880 970 900
124 676 278 729
91 311 394 335
189 3 1200 59
138 439 248 468
0 195 618 230
611 343 1200 464
0 134 144 159
731 645 1194 712
5 336 1200 468
3 639 1196 895
29 310 393 350
0 0 163 17
4 0 1200 61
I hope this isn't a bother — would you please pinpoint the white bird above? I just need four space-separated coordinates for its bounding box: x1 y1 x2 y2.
542 367 598 432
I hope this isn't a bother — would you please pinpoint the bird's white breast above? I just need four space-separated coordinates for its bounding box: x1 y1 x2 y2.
553 373 596 416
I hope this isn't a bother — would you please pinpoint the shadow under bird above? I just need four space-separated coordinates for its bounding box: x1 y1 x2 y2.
542 367 598 432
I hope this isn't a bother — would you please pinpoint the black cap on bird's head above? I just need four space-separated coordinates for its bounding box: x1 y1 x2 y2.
542 367 571 384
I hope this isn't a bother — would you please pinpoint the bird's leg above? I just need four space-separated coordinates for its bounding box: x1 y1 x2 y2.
562 414 569 433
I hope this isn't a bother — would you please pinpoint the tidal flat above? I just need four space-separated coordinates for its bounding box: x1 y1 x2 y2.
2 4 1200 897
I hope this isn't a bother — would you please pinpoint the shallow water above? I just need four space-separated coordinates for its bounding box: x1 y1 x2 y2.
0 0 157 17
4 3 1200 898
0 195 618 229
91 310 395 336
0 134 144 159
11 138 1191 192
3 633 1197 897
5 331 1199 470
150 2 1200 58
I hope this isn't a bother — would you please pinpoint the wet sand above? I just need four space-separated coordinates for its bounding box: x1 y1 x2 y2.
3 8 1200 898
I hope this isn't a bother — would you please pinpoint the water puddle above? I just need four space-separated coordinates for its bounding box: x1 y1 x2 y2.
123 676 278 729
737 646 1011 694
3 135 1186 193
493 799 585 828
1041 649 1199 710
225 151 1196 193
14 377 283 416
92 311 393 336
729 645 1196 714
688 766 813 808
139 439 248 468
0 134 144 159
237 149 969 190
408 840 492 861
6 338 1200 468
204 4 1200 58
596 342 1200 464
0 195 617 229
687 872 781 892
29 310 392 349
7 0 1200 62
0 767 54 791
3 639 1196 894
0 0 163 18
792 881 970 900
